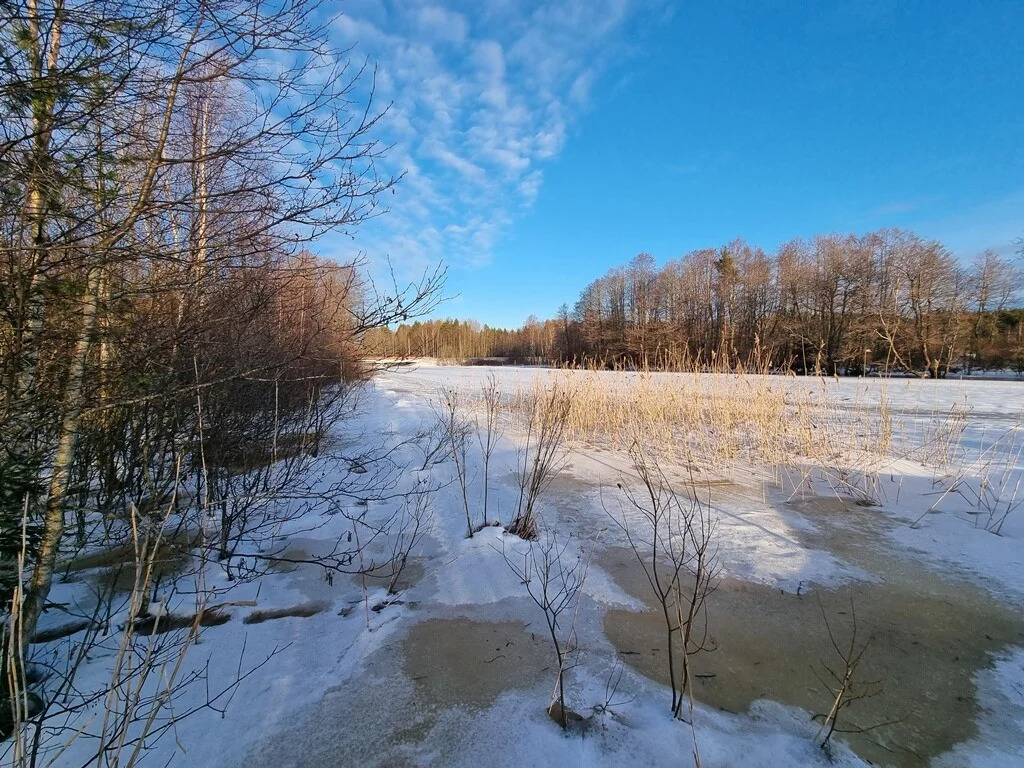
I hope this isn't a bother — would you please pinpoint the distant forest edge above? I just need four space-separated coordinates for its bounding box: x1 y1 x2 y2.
366 229 1024 378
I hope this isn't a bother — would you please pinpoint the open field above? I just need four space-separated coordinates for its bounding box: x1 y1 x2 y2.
26 363 1024 767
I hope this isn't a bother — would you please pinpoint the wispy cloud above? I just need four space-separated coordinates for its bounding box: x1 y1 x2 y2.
865 195 941 218
326 1 656 274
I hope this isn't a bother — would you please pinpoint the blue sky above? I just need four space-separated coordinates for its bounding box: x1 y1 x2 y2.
325 0 1024 329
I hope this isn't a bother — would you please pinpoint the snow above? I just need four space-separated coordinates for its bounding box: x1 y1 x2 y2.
25 363 1024 767
933 648 1024 768
428 526 527 607
389 363 1024 597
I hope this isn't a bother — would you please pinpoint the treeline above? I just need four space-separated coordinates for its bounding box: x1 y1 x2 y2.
365 317 558 362
373 229 1023 376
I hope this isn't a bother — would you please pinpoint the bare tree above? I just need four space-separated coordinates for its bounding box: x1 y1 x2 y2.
606 443 719 724
0 1 444 762
967 249 1022 371
897 238 968 378
0 0 445 642
500 530 592 728
370 227 1024 378
437 387 475 538
476 373 504 523
812 596 891 759
3 489 275 768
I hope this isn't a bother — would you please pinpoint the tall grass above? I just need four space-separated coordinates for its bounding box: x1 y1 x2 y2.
455 367 1022 529
481 371 888 480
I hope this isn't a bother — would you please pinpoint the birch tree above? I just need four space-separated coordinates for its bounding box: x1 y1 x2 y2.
0 0 432 641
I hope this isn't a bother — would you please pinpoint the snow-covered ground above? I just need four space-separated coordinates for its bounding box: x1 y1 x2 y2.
386 364 1024 596
26 364 1024 767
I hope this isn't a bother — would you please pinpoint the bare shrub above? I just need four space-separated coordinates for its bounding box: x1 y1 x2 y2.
507 383 572 540
500 529 593 728
606 443 719 724
476 374 505 523
412 419 454 472
592 657 634 719
812 597 892 759
437 387 476 538
3 499 269 768
3 386 439 765
382 487 433 594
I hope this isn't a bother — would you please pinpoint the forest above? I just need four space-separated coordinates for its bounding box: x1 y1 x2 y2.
0 1 442 758
368 234 1023 376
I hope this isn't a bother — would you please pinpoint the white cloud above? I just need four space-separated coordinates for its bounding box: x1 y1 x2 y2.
421 137 487 184
415 5 469 45
330 1 657 275
569 69 595 107
472 39 505 81
518 170 544 206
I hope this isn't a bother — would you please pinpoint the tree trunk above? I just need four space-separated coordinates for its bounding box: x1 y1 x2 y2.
22 265 102 639
11 0 64 408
